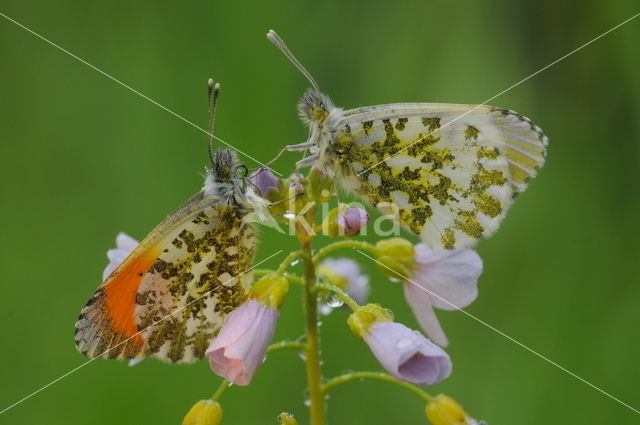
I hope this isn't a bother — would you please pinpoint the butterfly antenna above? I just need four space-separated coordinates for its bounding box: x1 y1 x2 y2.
207 79 221 163
267 30 320 93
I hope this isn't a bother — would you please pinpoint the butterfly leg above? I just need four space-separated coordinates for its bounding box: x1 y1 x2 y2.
266 141 316 166
294 153 319 169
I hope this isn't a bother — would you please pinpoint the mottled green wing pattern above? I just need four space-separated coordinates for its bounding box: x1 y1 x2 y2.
75 195 256 364
321 103 547 249
135 203 256 363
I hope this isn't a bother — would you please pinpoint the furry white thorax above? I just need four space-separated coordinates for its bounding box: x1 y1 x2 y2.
203 173 247 206
203 148 250 209
297 89 344 156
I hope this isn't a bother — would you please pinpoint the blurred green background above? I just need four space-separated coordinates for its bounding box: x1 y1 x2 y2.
1 1 639 424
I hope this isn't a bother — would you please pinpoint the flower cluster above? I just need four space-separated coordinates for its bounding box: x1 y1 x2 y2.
103 166 485 424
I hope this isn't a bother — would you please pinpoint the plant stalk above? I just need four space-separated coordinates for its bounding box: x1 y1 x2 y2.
301 240 327 425
322 372 434 403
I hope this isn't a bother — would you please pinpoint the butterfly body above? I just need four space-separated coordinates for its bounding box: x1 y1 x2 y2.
75 148 258 363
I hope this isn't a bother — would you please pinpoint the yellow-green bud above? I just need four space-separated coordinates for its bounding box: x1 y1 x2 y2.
425 394 469 425
308 166 335 203
250 275 289 309
347 304 394 339
277 412 299 425
375 238 415 280
319 204 345 237
182 400 222 425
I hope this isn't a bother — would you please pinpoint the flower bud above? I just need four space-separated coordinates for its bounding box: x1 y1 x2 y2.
206 275 288 385
337 208 369 236
182 400 222 425
308 165 335 203
250 275 290 309
375 238 415 280
250 167 281 197
425 394 479 425
206 298 279 386
277 412 299 425
321 205 369 237
348 305 451 386
318 258 370 305
347 304 393 338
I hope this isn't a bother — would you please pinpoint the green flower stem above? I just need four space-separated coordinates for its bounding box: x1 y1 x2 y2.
284 274 305 286
254 269 305 287
301 240 327 425
321 372 435 404
211 380 230 401
312 240 378 264
267 340 308 353
277 250 303 275
253 268 277 277
314 281 360 311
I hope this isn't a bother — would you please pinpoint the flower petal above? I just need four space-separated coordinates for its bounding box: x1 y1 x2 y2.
412 245 482 311
364 321 451 386
403 284 449 347
249 167 280 196
337 208 369 236
206 299 278 386
103 232 139 280
320 258 370 305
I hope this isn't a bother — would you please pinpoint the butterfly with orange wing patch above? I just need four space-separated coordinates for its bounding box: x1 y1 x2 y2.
74 81 262 363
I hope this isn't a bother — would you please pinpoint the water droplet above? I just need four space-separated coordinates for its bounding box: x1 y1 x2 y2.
326 291 344 308
389 277 401 283
318 303 333 315
228 382 234 387
304 399 311 407
283 212 296 219
290 259 300 266
298 350 307 361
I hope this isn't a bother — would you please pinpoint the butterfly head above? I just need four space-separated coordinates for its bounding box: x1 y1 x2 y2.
298 89 334 126
204 148 251 206
210 148 248 183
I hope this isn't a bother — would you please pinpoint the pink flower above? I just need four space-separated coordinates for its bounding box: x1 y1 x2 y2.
249 167 280 196
102 232 138 280
206 299 278 386
404 245 482 347
337 207 369 236
364 321 452 386
319 258 369 305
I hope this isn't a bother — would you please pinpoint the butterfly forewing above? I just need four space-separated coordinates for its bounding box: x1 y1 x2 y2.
75 192 256 363
322 103 547 249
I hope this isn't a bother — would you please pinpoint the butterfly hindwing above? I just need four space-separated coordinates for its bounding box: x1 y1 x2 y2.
75 191 256 363
321 103 547 249
136 203 255 363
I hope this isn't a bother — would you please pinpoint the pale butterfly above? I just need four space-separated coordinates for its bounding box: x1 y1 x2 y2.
266 30 547 249
75 81 263 363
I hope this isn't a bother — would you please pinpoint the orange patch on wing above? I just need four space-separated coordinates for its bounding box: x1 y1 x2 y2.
103 247 160 344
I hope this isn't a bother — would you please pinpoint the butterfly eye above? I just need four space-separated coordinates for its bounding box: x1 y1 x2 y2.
235 164 249 178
